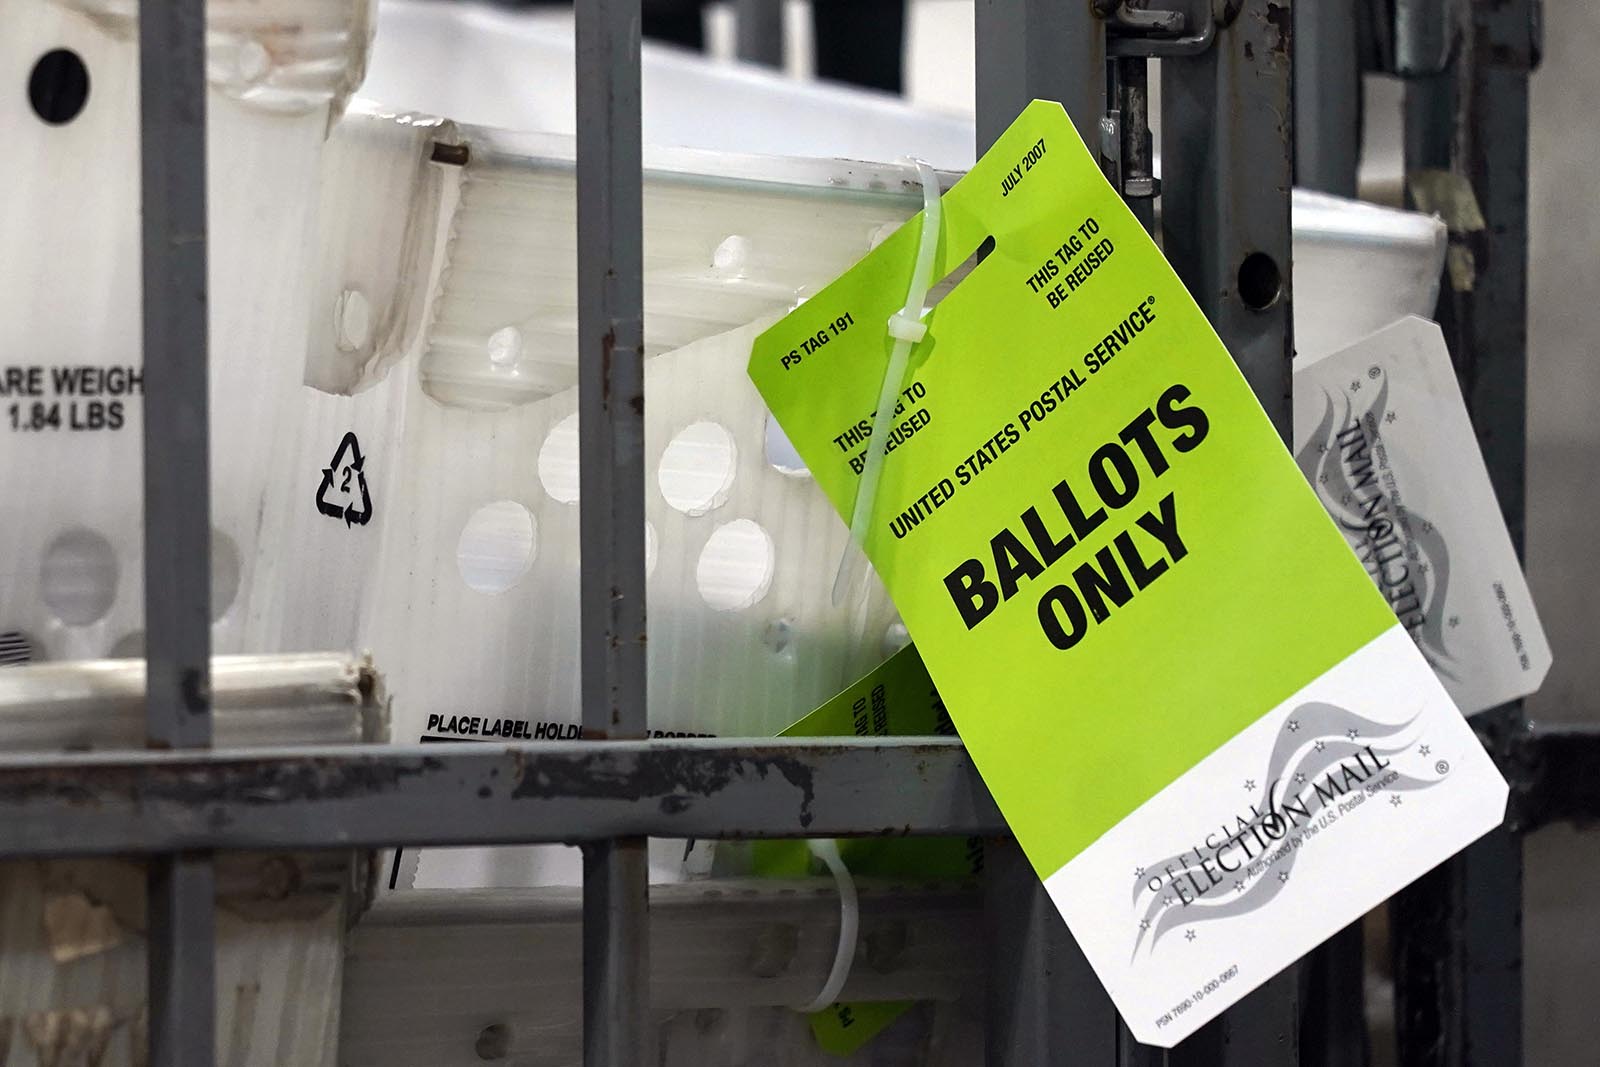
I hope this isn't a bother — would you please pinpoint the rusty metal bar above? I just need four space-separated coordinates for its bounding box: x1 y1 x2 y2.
1161 0 1296 441
0 738 1000 859
575 0 651 1063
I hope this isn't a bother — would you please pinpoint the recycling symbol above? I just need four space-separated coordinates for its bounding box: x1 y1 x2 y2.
315 432 374 527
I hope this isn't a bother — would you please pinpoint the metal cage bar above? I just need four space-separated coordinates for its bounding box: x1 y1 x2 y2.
1295 0 1362 198
575 1 653 1063
736 0 785 67
1292 8 1369 1064
88 0 1544 1063
1392 2 1539 1063
0 738 999 858
138 0 216 1063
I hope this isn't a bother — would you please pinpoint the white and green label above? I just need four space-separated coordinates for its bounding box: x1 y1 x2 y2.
749 100 1507 1046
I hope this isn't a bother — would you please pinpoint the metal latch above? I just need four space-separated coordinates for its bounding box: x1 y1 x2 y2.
1093 2 1221 217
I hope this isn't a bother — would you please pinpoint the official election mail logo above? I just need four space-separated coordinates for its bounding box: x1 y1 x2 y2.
1297 376 1455 680
1127 702 1448 957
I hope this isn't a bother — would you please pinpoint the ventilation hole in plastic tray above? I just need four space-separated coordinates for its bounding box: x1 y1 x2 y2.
764 412 809 477
538 414 581 504
660 421 738 515
230 40 272 86
765 616 794 654
211 528 242 622
40 528 118 626
457 501 537 595
696 520 774 612
335 288 371 353
487 325 524 367
29 49 89 126
0 631 37 667
712 235 749 273
883 618 911 656
475 1023 512 1060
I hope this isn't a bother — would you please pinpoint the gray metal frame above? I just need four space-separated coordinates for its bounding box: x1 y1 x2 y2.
139 1 217 1064
3 0 1557 1064
574 3 653 1062
1391 3 1539 1064
0 738 998 856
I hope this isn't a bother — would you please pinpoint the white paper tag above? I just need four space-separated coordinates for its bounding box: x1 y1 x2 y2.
1294 316 1552 715
750 101 1511 1044
1047 625 1506 1045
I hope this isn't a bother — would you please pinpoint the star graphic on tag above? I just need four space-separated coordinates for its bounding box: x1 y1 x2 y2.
1139 919 1150 931
1244 779 1256 792
1286 719 1301 732
1294 773 1307 785
1277 871 1290 883
1419 745 1431 756
1185 930 1197 942
1385 411 1397 424
1314 740 1327 752
1135 867 1145 879
1346 728 1360 740
1390 794 1404 807
1448 616 1460 628
1162 896 1174 908
1350 380 1361 392
1233 881 1245 893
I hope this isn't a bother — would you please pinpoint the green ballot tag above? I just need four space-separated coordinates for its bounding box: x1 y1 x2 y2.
753 644 975 1054
749 100 1507 1046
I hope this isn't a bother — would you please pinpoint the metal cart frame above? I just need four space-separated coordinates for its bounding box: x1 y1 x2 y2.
3 0 1589 1064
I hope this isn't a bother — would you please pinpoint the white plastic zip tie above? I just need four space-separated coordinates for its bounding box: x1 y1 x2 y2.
832 157 943 606
794 837 861 1013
